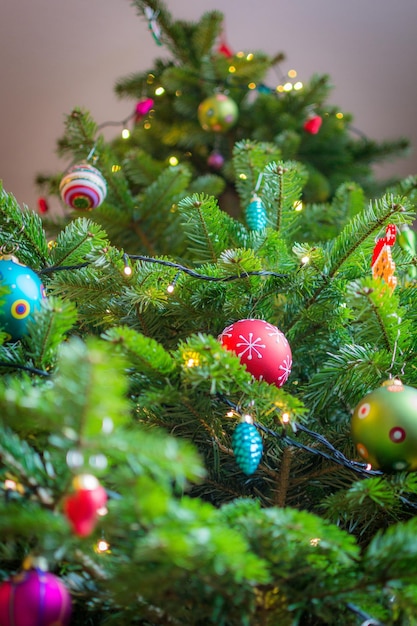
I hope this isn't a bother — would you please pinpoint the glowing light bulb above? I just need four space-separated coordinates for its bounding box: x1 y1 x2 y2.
94 539 110 554
228 65 236 73
336 112 344 119
246 53 254 61
169 156 179 166
288 69 297 78
276 85 284 93
167 284 175 294
283 82 293 92
282 412 290 423
294 81 303 90
123 266 132 276
97 506 108 517
121 128 130 139
293 200 303 211
226 410 235 418
301 255 310 265
239 173 247 180
4 479 17 490
248 82 256 90
310 538 321 546
155 87 165 96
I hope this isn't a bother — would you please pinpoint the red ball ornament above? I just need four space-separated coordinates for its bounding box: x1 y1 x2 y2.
0 558 72 626
219 318 292 387
37 197 49 214
303 115 322 134
63 474 107 537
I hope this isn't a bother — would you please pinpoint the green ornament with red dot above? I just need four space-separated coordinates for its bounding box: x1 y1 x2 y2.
351 379 417 472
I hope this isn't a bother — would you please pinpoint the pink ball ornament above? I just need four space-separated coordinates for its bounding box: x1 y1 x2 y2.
219 318 292 387
207 151 225 170
59 162 107 210
135 97 154 121
0 561 72 626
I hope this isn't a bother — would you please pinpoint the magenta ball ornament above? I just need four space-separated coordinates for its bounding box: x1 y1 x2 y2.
59 162 107 210
219 318 292 387
198 94 238 132
0 564 72 626
207 151 225 170
351 379 417 472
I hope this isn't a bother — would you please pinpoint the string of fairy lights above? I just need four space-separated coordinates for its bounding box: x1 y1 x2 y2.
0 249 405 483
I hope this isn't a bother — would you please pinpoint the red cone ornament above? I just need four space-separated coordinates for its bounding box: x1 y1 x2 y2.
0 557 72 626
219 318 292 387
64 474 107 537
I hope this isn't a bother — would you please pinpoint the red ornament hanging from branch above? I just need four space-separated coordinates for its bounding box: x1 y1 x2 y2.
371 224 397 291
303 114 322 135
217 28 233 57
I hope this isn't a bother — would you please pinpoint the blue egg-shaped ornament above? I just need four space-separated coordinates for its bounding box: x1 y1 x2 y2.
232 419 263 475
0 256 46 341
245 195 267 230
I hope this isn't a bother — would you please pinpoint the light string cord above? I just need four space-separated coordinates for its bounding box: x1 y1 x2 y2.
220 393 417 513
218 394 382 477
38 255 288 282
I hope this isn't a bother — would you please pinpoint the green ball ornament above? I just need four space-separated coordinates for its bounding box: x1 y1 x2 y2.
197 94 238 133
351 379 417 472
232 417 263 475
0 255 46 341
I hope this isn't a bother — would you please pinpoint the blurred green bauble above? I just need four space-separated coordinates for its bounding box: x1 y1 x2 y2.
351 379 417 472
197 94 238 133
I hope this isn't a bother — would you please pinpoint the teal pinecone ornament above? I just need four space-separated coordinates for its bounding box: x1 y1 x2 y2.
245 195 267 230
232 419 263 475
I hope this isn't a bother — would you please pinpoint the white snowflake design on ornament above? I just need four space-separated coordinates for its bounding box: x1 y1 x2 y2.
236 333 266 360
277 354 292 385
264 322 289 346
219 324 234 339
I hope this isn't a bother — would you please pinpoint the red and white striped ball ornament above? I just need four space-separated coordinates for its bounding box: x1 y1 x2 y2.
219 318 292 387
59 162 107 210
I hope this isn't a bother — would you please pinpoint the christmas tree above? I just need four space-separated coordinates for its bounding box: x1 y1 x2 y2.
1 1 417 625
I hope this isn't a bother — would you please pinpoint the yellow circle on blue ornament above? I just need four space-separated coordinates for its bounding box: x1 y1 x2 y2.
197 94 238 132
351 379 417 472
0 256 46 341
11 299 30 320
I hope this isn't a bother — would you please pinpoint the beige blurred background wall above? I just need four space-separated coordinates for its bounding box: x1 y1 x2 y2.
1 0 417 211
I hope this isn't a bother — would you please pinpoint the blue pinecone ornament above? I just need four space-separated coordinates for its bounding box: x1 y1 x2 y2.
245 195 267 230
232 421 263 475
